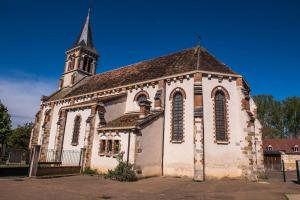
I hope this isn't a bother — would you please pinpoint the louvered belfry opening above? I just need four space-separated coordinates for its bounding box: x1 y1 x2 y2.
215 90 227 141
172 92 184 141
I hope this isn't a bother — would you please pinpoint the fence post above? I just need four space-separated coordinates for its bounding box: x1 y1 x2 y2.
282 160 286 182
296 160 300 185
79 148 86 174
29 145 41 177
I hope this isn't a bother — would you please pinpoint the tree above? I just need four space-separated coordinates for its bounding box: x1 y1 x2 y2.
0 100 12 146
253 95 300 139
282 97 300 138
7 123 33 149
253 95 284 138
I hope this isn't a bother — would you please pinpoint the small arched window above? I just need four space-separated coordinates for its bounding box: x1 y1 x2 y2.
71 115 81 146
267 145 273 151
137 94 147 104
172 91 184 142
293 145 299 152
214 90 227 141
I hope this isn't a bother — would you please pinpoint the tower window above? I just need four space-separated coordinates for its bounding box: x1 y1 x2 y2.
71 115 81 146
87 59 93 73
83 56 88 71
68 56 75 71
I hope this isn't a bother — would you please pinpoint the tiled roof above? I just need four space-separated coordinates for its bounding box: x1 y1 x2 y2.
98 111 163 131
47 47 237 101
263 139 300 154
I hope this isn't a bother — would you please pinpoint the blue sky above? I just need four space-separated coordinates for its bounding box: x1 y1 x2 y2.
0 0 299 126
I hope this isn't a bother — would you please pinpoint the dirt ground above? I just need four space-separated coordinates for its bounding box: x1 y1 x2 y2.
0 175 299 200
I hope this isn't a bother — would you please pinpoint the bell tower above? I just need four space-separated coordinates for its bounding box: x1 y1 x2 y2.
60 9 99 89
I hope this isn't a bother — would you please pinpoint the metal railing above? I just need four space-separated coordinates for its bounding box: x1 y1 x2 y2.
0 149 29 165
40 149 82 166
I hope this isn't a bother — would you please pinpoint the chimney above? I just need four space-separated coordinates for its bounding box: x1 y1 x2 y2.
138 99 152 118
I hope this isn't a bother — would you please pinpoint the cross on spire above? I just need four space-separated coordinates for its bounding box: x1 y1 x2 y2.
73 8 94 49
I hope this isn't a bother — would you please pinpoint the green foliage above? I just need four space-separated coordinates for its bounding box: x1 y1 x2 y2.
0 100 12 144
7 123 33 149
253 95 300 139
104 154 137 182
83 167 99 175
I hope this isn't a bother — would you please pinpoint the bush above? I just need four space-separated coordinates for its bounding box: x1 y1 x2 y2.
83 167 98 175
104 153 137 182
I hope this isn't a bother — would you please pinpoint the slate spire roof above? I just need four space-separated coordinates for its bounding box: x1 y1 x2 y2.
73 9 94 49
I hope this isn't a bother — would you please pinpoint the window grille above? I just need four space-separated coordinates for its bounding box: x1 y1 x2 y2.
215 91 227 141
172 92 184 141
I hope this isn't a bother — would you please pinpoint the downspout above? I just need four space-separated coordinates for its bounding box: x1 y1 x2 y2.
127 131 131 165
161 81 166 176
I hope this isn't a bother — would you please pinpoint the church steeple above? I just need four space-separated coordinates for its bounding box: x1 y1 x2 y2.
59 9 99 89
73 9 94 49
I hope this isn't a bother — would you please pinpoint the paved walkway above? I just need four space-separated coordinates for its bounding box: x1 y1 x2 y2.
0 175 299 200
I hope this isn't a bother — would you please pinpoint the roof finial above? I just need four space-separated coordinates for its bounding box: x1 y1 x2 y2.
197 35 201 47
88 7 91 17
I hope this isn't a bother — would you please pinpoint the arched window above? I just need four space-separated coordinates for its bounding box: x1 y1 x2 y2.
87 59 93 73
68 56 75 71
71 115 81 146
293 145 299 152
83 56 89 71
214 90 227 141
267 145 273 151
137 94 147 104
172 91 184 141
134 91 150 105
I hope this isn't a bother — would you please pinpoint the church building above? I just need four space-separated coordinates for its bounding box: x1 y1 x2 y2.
30 11 264 180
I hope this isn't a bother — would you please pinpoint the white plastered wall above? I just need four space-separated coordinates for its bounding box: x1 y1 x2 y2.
163 78 194 177
135 116 164 177
90 130 136 173
62 108 91 151
202 77 247 178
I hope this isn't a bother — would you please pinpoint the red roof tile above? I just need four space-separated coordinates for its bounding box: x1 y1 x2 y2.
263 139 300 154
47 47 237 101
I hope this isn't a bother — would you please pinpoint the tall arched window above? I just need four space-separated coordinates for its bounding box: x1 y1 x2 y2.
172 91 184 141
214 90 227 141
87 59 93 73
71 115 81 146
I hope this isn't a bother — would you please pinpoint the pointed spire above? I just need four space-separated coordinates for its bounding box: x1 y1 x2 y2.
73 8 94 49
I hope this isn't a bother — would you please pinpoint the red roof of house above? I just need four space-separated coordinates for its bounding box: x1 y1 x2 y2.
263 139 300 154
